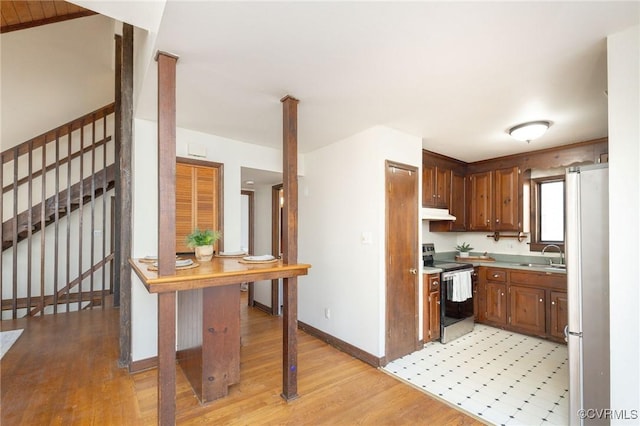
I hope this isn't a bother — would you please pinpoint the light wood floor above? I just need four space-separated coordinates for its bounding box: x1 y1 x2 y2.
1 294 482 425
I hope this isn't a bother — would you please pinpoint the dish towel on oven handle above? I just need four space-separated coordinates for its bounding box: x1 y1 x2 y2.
449 270 473 302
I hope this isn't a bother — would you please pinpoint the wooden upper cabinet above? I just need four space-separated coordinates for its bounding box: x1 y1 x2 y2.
468 170 493 231
449 171 466 231
175 162 221 254
435 167 450 208
423 165 450 208
494 166 520 231
422 164 435 207
468 166 520 232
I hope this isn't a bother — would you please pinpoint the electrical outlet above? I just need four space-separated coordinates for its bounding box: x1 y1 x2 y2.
324 308 330 319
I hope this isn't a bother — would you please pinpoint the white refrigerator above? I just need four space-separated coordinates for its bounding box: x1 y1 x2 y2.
565 163 609 426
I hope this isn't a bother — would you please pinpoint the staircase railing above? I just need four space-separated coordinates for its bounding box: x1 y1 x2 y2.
1 103 116 319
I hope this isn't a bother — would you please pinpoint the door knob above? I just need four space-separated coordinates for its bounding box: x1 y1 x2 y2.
409 268 417 275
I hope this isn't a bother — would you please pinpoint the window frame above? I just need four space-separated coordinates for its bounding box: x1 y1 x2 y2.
529 174 565 252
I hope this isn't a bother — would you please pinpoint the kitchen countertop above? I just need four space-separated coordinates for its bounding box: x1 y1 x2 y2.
422 258 567 275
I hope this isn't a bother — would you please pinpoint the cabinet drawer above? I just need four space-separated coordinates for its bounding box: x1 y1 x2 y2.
427 274 440 292
485 269 506 282
510 270 566 290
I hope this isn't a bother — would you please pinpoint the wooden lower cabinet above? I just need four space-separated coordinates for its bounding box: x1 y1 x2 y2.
550 291 568 340
485 282 507 325
509 285 546 336
472 267 480 320
423 274 441 342
477 267 567 342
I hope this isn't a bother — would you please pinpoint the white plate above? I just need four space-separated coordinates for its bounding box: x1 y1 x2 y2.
219 250 248 256
153 259 193 267
176 259 193 267
242 255 275 262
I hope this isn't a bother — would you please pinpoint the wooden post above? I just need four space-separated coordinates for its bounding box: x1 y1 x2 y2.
157 291 176 426
117 23 134 369
156 51 179 277
280 95 299 401
155 50 179 425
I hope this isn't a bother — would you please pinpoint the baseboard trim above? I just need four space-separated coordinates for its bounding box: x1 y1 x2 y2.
129 356 157 373
128 319 384 373
252 300 272 315
298 321 383 368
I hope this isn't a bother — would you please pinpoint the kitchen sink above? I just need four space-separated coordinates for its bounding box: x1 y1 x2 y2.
513 263 566 270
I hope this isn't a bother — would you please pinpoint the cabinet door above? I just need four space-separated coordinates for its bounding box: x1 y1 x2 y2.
435 167 450 208
472 268 479 320
176 163 195 253
494 166 520 231
423 275 440 342
175 163 221 254
509 285 546 335
468 171 493 231
422 164 436 207
429 290 441 341
485 282 507 325
449 171 466 231
550 291 568 340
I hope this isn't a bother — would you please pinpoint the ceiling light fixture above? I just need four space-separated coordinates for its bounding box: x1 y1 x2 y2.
244 180 254 185
508 121 550 143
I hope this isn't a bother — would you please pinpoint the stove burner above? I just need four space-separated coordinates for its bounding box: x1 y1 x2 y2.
433 261 473 272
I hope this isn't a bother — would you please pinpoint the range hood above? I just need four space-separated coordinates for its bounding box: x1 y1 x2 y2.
421 207 456 221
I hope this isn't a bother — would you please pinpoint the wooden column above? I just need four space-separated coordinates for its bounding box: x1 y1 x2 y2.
156 51 179 276
156 50 179 426
157 291 176 426
280 95 299 401
117 23 134 368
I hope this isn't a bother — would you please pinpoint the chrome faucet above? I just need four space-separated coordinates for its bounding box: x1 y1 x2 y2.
541 244 564 265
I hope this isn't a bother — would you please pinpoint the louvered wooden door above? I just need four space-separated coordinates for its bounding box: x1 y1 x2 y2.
175 162 221 253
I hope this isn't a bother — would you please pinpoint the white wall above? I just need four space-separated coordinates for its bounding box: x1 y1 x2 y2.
299 126 421 357
607 25 640 423
251 183 276 308
0 15 115 150
130 119 295 361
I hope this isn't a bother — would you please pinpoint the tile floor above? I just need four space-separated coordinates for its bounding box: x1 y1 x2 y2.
383 324 569 426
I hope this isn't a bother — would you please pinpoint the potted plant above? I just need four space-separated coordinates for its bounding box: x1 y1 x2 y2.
455 242 473 258
186 228 221 262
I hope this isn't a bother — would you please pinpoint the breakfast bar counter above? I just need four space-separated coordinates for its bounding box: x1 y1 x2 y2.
130 257 311 423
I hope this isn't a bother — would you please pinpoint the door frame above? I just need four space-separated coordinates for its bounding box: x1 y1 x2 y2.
384 160 420 362
242 190 256 305
270 184 283 315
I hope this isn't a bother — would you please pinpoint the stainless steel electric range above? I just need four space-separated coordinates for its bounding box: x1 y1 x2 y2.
423 243 475 343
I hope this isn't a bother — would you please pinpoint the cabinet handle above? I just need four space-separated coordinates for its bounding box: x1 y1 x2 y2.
501 292 504 296
552 301 555 305
493 274 499 278
487 219 490 224
432 194 436 198
409 268 417 275
436 301 440 305
496 219 500 223
539 298 543 302
433 281 439 286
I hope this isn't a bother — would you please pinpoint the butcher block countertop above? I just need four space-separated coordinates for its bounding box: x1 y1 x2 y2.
130 256 311 293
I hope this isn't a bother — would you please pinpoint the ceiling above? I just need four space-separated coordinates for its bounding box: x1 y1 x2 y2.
130 1 639 163
1 1 95 33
